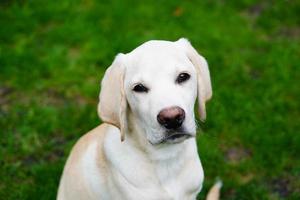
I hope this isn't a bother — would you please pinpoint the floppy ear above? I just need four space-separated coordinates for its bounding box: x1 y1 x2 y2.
176 38 212 121
98 54 127 141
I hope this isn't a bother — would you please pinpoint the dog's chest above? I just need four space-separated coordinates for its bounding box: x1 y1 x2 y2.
111 158 203 200
155 156 204 200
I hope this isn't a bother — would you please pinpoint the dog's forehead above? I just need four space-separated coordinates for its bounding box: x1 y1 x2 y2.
125 40 192 79
130 40 179 54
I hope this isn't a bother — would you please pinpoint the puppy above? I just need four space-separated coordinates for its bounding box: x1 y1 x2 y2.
57 38 215 200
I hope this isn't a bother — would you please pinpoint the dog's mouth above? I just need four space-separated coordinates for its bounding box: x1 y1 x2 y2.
148 127 195 145
167 133 189 140
158 132 193 144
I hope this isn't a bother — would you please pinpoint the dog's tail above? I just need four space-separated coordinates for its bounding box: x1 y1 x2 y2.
206 180 222 200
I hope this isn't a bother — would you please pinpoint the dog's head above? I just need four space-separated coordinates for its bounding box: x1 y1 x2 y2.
98 38 212 145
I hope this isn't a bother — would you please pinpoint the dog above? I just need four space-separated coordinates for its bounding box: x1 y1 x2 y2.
57 38 219 200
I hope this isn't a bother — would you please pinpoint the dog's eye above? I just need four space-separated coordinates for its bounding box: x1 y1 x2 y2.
176 73 190 84
133 83 149 93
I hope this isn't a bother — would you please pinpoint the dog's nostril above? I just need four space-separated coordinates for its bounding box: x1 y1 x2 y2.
157 106 185 129
175 114 184 122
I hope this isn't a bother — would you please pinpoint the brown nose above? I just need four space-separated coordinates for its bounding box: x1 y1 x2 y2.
157 106 185 129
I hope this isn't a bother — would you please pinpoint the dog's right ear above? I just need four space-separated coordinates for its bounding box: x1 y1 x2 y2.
98 54 127 141
176 38 212 121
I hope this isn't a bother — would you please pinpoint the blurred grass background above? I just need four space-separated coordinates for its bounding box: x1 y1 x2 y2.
0 0 299 199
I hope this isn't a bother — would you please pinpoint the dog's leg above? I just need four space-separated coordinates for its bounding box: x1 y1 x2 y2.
206 180 222 200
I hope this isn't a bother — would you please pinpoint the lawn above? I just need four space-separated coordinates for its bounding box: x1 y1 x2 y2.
0 0 299 199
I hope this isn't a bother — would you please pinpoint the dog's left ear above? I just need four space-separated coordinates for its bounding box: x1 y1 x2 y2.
98 53 128 141
176 38 212 121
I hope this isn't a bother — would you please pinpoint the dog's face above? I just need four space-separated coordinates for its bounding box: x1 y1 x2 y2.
124 42 198 144
98 39 212 145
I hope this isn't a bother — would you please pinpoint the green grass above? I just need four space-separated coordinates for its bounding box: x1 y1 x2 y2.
1 0 299 199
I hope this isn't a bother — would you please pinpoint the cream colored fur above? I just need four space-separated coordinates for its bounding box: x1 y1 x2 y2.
57 38 217 200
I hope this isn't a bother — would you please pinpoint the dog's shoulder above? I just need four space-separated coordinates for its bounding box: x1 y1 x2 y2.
63 123 118 170
58 124 116 199
72 124 107 150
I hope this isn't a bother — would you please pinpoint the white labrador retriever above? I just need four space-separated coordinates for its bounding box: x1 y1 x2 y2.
57 38 219 200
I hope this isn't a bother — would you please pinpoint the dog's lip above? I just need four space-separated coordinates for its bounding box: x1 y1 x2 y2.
155 132 193 144
165 133 192 140
149 132 194 145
